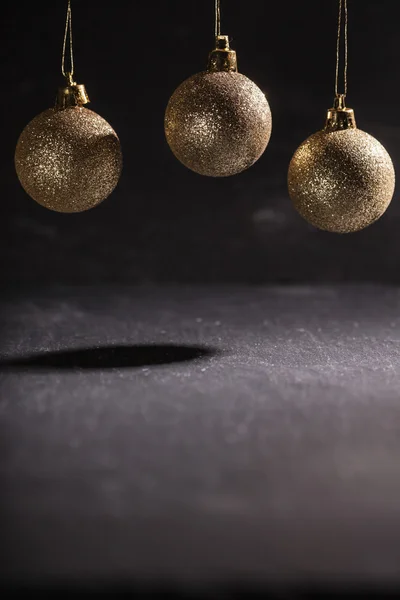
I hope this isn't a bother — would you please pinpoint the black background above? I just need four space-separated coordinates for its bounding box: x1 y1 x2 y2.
2 0 400 286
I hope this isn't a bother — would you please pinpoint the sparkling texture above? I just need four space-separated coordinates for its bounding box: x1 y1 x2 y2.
165 71 272 177
288 128 395 233
15 107 122 213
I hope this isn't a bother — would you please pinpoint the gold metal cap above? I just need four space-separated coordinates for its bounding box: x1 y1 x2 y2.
325 94 356 132
56 73 90 110
208 35 238 73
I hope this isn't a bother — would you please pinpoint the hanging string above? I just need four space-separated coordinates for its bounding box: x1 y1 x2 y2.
335 0 348 97
215 0 221 37
62 0 74 81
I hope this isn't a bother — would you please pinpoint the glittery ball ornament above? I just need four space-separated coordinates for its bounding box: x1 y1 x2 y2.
288 96 395 233
15 79 122 213
165 36 272 177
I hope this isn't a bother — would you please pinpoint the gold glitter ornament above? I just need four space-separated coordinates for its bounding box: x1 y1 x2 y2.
15 1 122 213
288 0 395 233
164 1 272 177
288 97 395 233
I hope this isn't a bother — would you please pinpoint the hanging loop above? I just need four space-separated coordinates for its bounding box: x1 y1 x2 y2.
62 0 74 81
209 0 237 72
326 0 355 135
215 0 221 38
335 0 348 98
57 0 90 109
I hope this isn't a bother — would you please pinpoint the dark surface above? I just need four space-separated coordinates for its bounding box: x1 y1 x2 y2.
2 285 400 591
2 0 400 285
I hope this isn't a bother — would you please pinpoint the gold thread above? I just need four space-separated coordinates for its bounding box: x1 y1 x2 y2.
62 0 74 81
335 0 348 98
215 0 221 37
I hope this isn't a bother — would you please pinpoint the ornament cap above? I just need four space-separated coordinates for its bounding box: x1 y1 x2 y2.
325 94 356 132
56 74 90 110
208 35 238 73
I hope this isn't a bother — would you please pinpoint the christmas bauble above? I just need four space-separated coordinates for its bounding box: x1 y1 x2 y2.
15 106 122 213
165 67 271 178
288 113 395 234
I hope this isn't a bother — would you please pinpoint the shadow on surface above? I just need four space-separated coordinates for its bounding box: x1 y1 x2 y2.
0 344 218 370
